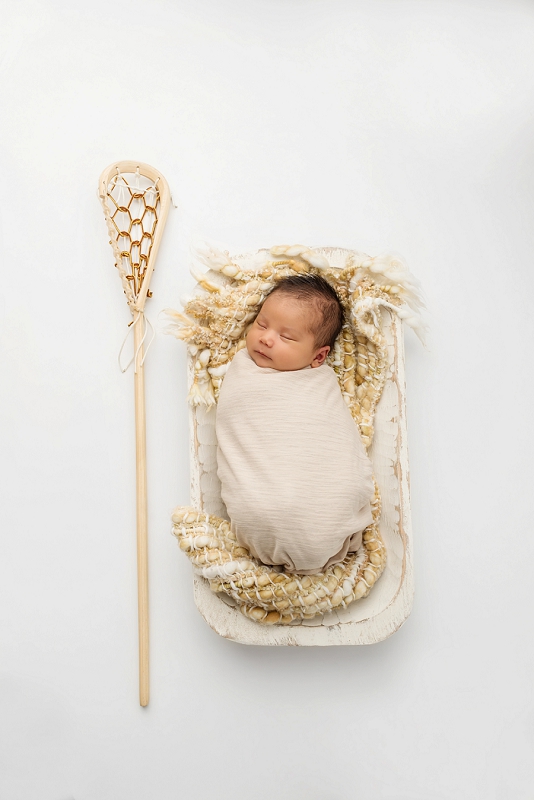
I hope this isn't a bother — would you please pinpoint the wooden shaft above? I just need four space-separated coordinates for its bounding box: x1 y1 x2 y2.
133 317 149 707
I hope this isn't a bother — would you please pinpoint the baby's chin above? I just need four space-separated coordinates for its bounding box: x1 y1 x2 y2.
248 347 275 368
251 352 307 371
246 340 310 371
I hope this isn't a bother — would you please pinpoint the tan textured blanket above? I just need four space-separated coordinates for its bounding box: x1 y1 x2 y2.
216 349 375 573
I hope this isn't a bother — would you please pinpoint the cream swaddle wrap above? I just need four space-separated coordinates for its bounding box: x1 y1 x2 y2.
216 348 375 573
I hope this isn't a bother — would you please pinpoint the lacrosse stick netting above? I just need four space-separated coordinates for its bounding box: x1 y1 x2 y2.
99 161 170 706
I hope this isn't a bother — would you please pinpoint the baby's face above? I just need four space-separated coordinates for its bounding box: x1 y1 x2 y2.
246 292 329 371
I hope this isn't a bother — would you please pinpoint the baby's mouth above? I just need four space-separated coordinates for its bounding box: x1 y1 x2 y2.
255 350 271 359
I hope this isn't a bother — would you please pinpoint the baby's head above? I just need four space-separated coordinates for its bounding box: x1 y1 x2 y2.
246 274 345 371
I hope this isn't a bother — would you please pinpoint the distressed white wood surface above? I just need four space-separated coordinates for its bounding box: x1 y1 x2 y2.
185 247 414 645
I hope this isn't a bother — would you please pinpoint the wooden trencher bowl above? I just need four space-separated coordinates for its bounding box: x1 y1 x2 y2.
98 161 170 705
168 245 419 645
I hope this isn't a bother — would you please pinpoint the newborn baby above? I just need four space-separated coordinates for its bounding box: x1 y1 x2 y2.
216 274 375 574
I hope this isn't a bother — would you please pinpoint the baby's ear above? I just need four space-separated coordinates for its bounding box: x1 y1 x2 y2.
311 345 330 368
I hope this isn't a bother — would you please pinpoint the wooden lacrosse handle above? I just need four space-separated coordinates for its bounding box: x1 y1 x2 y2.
134 319 149 707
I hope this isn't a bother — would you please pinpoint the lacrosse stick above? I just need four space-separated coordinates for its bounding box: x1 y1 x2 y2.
99 161 170 706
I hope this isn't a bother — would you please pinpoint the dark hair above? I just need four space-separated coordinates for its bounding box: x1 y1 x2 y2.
268 274 345 349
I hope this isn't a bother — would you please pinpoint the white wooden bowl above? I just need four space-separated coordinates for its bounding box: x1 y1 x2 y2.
185 248 414 645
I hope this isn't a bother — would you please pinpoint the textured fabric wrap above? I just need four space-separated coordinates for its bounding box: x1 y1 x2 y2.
216 349 375 573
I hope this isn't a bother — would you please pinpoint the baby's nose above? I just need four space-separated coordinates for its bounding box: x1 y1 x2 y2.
259 330 273 345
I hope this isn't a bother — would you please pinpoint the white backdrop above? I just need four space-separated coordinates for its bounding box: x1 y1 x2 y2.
2 1 534 798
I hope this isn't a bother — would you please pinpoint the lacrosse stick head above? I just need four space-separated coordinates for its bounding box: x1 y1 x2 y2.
99 161 170 313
